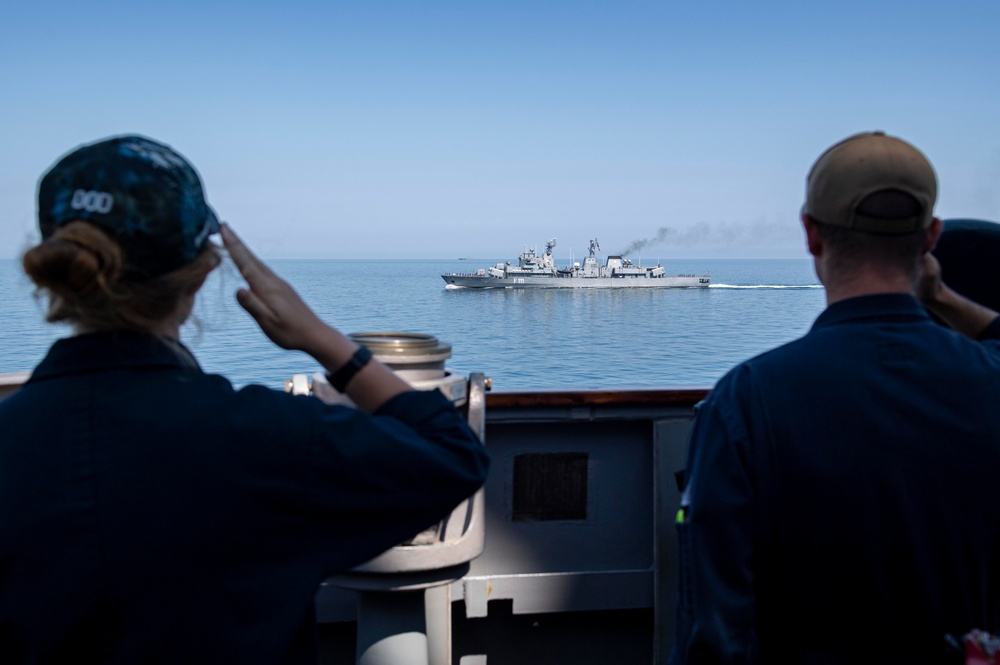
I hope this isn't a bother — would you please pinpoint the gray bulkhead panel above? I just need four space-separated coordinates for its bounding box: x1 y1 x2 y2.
316 392 700 664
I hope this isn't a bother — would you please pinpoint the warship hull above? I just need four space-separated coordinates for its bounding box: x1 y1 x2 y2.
442 273 709 288
442 237 711 289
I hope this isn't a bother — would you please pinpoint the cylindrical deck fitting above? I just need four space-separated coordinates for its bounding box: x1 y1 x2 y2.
329 334 487 665
349 332 468 405
356 590 428 665
349 332 452 383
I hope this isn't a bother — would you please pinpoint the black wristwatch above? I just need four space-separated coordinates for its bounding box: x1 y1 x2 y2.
326 346 373 392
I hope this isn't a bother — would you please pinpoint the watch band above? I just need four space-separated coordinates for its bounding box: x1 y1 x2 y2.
326 346 373 392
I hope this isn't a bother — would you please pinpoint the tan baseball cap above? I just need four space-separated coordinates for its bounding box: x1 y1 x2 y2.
803 131 937 234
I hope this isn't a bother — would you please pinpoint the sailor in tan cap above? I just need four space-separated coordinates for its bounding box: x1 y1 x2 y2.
670 131 1000 664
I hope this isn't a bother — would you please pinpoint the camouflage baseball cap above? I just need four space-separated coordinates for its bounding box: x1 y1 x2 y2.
803 131 937 235
37 135 220 278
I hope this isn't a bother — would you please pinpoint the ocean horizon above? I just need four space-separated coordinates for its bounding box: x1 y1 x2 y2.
1 257 825 392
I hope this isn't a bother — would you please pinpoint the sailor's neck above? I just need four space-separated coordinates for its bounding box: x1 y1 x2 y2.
822 274 916 307
73 320 182 341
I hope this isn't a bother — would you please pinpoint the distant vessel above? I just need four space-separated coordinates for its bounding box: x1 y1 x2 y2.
442 238 710 289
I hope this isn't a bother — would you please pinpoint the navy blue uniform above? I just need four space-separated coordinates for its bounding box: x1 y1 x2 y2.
0 332 489 664
671 294 1000 664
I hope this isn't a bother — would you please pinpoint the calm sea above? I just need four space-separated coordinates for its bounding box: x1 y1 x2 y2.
0 258 825 391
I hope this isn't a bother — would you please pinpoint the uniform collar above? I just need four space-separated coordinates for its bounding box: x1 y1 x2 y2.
29 331 202 383
812 293 931 331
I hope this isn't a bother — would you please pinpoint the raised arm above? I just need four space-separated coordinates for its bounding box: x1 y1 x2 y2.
917 253 1000 340
220 223 413 412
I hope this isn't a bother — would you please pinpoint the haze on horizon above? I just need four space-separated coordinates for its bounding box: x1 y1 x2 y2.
1 1 997 261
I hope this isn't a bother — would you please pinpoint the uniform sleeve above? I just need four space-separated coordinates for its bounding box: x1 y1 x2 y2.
228 385 490 574
306 389 489 513
670 372 759 665
304 389 490 563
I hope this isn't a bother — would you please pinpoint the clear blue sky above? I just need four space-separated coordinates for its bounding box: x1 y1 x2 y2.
2 0 997 259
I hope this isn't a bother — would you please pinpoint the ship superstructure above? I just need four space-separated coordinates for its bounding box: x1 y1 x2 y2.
442 238 710 288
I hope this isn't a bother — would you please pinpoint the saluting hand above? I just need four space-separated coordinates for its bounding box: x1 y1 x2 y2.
220 223 328 353
221 223 412 412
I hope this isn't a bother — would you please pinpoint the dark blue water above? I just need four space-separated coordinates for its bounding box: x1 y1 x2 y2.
1 258 825 390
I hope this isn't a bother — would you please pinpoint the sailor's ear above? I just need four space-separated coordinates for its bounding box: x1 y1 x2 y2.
802 214 823 257
922 217 943 255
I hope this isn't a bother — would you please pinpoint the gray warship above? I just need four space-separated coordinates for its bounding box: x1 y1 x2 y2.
442 238 710 289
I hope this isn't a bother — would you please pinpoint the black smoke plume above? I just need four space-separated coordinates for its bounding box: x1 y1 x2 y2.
618 219 796 256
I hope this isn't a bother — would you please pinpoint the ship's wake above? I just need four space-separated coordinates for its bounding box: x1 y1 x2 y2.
710 284 822 290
